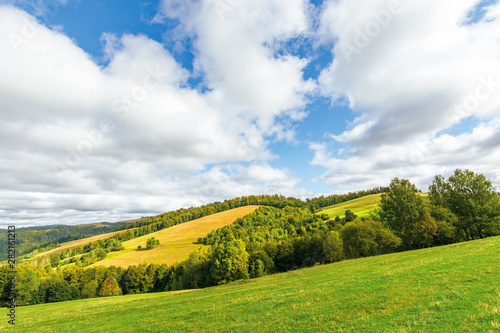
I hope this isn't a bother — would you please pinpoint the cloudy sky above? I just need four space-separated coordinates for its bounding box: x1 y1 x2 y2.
1 0 499 227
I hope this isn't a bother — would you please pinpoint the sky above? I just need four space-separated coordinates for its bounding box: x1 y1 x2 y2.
0 0 499 227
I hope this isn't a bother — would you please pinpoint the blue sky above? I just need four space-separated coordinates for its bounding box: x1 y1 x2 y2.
1 0 499 226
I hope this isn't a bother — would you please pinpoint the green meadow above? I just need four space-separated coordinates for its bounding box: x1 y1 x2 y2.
319 193 383 219
6 236 500 332
319 193 429 219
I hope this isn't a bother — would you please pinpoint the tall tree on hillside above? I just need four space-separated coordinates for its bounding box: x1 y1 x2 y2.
429 169 500 240
379 178 437 250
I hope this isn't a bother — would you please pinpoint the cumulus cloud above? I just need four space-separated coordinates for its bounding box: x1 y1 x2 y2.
314 0 500 191
0 4 314 227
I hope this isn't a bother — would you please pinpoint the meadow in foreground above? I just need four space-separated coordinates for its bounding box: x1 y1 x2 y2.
5 236 499 332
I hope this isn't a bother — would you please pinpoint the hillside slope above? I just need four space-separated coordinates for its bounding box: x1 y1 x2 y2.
320 193 383 218
319 193 428 219
89 205 260 268
30 228 138 260
9 236 500 332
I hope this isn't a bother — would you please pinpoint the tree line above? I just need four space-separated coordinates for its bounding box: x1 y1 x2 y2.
1 170 497 307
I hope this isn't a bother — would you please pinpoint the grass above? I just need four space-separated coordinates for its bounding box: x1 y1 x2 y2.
320 193 429 219
319 194 383 219
6 236 500 332
88 206 260 268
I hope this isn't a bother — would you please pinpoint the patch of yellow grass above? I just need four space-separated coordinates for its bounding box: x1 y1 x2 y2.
89 206 260 268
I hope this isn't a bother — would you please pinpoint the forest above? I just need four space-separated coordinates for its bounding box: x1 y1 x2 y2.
1 169 498 307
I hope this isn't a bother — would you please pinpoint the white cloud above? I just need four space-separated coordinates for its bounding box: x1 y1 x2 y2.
0 4 314 227
314 0 500 191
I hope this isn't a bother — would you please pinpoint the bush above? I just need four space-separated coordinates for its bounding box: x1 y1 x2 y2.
340 220 401 258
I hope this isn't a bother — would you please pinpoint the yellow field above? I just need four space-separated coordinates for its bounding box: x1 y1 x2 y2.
89 206 260 268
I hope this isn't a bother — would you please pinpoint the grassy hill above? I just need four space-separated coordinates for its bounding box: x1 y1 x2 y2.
319 193 428 219
319 193 383 219
88 205 260 268
8 236 500 332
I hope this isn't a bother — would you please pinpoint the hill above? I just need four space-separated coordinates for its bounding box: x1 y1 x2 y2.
88 205 260 268
30 228 139 260
8 236 500 332
319 193 428 219
0 221 131 262
319 193 383 218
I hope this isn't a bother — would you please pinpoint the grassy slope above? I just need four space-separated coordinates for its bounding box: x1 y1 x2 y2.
88 206 260 268
320 193 429 219
320 194 383 219
8 236 500 332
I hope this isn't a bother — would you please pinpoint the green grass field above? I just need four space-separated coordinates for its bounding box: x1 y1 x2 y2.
319 194 383 219
7 236 500 332
319 193 429 220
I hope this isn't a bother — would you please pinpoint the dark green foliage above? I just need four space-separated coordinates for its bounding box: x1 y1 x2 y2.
210 240 249 285
379 178 437 250
340 220 401 258
429 169 500 240
80 280 99 299
322 232 344 263
344 210 357 222
41 277 79 303
146 237 160 249
182 251 210 289
49 254 61 267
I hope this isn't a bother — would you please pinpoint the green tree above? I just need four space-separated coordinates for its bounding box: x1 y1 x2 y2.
16 266 40 306
344 210 357 222
379 178 437 250
49 254 61 268
146 237 160 249
322 231 344 263
429 169 500 240
41 277 78 303
210 240 249 285
340 220 401 258
80 280 98 299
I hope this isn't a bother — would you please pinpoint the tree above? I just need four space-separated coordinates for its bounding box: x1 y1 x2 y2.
81 280 99 299
340 219 401 258
42 278 78 303
210 240 249 285
16 266 40 306
322 231 344 263
146 237 160 249
344 210 357 222
379 178 437 250
99 277 122 297
429 169 500 240
49 254 61 267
